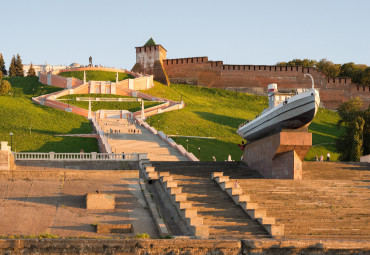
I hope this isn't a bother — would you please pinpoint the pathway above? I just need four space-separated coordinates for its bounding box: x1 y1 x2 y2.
102 118 188 161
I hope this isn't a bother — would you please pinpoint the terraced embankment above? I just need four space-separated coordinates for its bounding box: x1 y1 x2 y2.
151 161 370 240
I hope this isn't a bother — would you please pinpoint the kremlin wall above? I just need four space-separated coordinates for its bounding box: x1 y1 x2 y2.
132 40 370 110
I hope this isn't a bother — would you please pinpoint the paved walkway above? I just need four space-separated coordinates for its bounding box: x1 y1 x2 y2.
101 119 188 161
0 170 158 238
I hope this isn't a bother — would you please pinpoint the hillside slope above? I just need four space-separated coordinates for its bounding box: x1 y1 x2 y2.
0 77 98 152
141 82 345 161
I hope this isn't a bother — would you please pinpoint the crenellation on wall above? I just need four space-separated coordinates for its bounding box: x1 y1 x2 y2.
133 40 369 109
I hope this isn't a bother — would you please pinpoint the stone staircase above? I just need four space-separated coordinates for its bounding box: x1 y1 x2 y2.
150 161 370 240
151 162 270 239
234 162 370 240
106 121 188 161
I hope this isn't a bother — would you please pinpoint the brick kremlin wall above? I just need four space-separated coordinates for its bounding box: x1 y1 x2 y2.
161 57 370 109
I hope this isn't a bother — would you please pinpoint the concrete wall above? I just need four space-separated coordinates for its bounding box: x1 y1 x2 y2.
243 132 312 179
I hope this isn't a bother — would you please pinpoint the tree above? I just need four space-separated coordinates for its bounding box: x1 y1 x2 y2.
336 97 370 161
9 55 16 77
27 63 36 77
340 62 367 83
361 67 370 85
0 80 11 95
316 58 340 78
277 59 317 68
15 53 24 76
0 53 7 76
350 116 365 161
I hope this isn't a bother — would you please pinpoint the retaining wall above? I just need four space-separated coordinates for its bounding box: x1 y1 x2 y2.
0 239 368 254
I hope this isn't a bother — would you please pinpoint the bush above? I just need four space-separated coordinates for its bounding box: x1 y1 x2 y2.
0 80 11 95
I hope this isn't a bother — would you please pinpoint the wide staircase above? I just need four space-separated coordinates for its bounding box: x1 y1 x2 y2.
231 162 369 240
103 119 188 161
151 162 270 239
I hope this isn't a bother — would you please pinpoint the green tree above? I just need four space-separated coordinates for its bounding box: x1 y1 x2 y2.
0 79 11 95
340 62 367 83
27 63 36 77
316 58 340 78
15 53 24 76
336 97 370 161
277 59 317 68
350 116 365 161
9 55 16 77
0 53 7 76
361 67 370 85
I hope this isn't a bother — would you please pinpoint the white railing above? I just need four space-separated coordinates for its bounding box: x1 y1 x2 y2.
13 152 147 161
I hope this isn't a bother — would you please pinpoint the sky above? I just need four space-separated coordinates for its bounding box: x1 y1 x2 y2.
1 0 369 69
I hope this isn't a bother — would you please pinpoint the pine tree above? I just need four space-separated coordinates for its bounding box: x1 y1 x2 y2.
9 55 16 77
0 53 7 76
27 63 36 77
15 53 24 76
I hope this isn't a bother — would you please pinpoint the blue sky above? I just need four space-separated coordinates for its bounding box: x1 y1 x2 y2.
1 0 369 69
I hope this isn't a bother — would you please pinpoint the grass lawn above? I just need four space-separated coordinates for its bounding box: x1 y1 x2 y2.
59 94 162 112
4 76 63 98
141 82 345 161
58 71 134 82
0 77 98 152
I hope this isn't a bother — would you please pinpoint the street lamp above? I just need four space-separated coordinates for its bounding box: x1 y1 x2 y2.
165 126 168 138
186 139 188 152
157 120 160 131
41 86 44 94
32 88 35 97
10 133 13 151
198 147 200 161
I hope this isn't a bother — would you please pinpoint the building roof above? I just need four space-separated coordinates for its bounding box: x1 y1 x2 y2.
144 37 156 46
70 63 81 67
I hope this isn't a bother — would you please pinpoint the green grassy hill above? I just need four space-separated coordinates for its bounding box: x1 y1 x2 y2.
0 76 345 159
59 94 162 112
58 71 134 82
0 77 98 152
140 82 345 161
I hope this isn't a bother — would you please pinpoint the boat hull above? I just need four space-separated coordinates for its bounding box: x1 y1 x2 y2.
237 90 319 142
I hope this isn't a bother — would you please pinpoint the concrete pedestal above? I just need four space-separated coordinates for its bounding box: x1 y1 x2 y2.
242 132 312 179
86 193 115 209
0 142 15 171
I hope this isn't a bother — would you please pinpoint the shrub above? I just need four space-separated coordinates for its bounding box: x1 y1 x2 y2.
0 80 11 95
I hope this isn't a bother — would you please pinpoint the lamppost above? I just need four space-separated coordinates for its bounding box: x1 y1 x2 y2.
41 86 44 95
186 139 189 152
165 126 168 138
32 88 35 97
10 133 13 151
198 147 200 161
180 92 183 102
157 120 160 131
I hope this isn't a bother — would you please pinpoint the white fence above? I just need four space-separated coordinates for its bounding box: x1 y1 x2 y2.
13 152 147 161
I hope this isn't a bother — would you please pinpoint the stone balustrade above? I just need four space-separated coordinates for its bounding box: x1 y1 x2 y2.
13 152 144 161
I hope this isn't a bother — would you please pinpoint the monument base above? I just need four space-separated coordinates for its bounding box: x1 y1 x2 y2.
242 132 312 180
86 193 115 209
0 142 16 171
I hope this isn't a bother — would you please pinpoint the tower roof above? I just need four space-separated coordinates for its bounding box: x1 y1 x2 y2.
144 37 156 46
